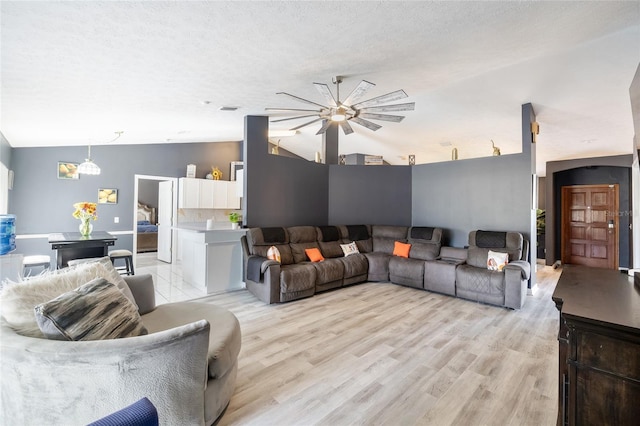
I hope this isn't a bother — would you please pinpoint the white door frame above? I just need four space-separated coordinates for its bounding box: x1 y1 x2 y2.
133 174 179 266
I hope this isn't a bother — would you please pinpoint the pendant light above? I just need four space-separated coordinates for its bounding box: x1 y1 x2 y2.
77 145 101 175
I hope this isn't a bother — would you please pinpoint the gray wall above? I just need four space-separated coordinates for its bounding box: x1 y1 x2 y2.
412 103 536 287
138 180 159 209
244 116 412 228
545 154 632 267
8 141 241 256
412 154 533 247
328 165 411 226
244 115 329 227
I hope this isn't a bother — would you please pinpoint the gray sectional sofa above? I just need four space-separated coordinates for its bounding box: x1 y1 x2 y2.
241 225 530 309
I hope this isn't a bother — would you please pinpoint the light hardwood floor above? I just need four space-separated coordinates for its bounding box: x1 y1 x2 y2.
196 265 562 426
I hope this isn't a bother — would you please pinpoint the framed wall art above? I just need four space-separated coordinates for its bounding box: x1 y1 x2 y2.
98 188 118 204
57 162 79 179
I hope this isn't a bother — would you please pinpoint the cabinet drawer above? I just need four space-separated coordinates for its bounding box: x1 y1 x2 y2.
575 330 640 380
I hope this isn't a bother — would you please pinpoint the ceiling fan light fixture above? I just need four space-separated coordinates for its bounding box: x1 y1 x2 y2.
331 107 347 122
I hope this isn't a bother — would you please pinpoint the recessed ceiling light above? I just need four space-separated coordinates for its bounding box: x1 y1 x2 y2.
439 141 452 147
201 101 212 105
219 106 239 111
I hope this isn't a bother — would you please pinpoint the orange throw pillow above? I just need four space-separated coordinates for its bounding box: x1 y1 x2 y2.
393 241 411 258
305 248 325 262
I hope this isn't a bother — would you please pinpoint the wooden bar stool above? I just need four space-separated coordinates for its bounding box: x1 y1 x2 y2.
23 255 51 277
108 249 135 276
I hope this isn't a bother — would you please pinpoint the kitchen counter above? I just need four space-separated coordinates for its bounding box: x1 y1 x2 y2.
175 223 246 294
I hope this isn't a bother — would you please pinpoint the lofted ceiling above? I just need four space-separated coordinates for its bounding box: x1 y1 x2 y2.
1 1 639 176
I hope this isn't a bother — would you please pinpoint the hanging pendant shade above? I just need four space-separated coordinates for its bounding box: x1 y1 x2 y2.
78 145 101 175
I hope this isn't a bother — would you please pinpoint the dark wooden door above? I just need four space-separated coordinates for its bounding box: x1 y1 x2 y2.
561 184 618 269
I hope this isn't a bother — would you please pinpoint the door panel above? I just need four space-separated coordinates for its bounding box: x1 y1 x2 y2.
561 184 618 269
157 180 173 263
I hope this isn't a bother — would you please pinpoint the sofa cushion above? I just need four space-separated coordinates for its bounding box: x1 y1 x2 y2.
410 226 434 240
339 225 372 253
280 264 317 294
408 242 440 261
393 241 411 258
389 256 425 289
456 264 506 298
305 248 325 262
319 241 344 259
254 244 293 265
34 278 148 341
247 227 289 246
141 301 241 381
363 252 391 282
0 259 136 338
312 258 344 285
372 225 408 254
338 253 368 280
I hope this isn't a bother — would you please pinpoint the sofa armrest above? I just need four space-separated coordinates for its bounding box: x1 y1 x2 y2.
439 246 468 262
124 274 156 315
504 260 530 280
0 319 210 426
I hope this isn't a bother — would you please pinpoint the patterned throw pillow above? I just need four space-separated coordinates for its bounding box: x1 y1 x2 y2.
393 241 412 258
487 250 509 271
340 241 360 257
267 246 281 263
305 248 325 262
34 278 148 341
0 259 136 338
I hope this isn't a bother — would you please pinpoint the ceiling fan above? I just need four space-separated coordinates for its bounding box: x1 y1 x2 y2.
266 76 415 135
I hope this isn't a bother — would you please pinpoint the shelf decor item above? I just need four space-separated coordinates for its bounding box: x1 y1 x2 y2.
72 202 97 237
229 212 240 230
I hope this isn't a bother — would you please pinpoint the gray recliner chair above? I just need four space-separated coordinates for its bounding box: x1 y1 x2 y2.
455 230 530 309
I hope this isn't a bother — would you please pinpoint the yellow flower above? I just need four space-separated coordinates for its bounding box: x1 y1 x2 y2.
72 202 98 221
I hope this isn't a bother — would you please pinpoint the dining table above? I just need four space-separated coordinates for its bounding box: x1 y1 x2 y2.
48 231 117 268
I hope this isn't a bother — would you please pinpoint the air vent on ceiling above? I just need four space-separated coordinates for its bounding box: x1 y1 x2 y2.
219 106 239 111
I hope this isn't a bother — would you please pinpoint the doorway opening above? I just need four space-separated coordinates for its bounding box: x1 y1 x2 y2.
133 175 178 268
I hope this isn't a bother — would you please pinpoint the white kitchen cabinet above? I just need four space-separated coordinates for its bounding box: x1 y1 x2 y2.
179 178 241 209
178 178 200 208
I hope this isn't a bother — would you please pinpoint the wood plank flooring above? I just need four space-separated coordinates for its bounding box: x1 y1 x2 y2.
198 265 562 426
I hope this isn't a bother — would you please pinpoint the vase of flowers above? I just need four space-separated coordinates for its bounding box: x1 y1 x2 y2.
73 202 97 237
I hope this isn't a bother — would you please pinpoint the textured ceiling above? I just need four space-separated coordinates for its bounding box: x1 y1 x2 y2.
1 1 639 176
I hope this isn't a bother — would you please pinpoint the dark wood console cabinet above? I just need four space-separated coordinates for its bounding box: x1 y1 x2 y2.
552 265 640 426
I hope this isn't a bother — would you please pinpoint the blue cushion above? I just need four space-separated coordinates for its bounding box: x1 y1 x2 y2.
88 397 158 426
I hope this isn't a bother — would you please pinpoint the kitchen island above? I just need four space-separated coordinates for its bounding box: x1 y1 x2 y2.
175 223 246 294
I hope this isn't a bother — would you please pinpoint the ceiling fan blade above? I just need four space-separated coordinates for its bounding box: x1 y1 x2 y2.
270 114 320 123
315 119 333 135
339 120 354 135
265 107 323 113
313 83 338 107
277 92 328 109
342 80 376 107
358 102 415 113
349 116 382 131
358 112 405 123
290 117 325 131
352 90 408 109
